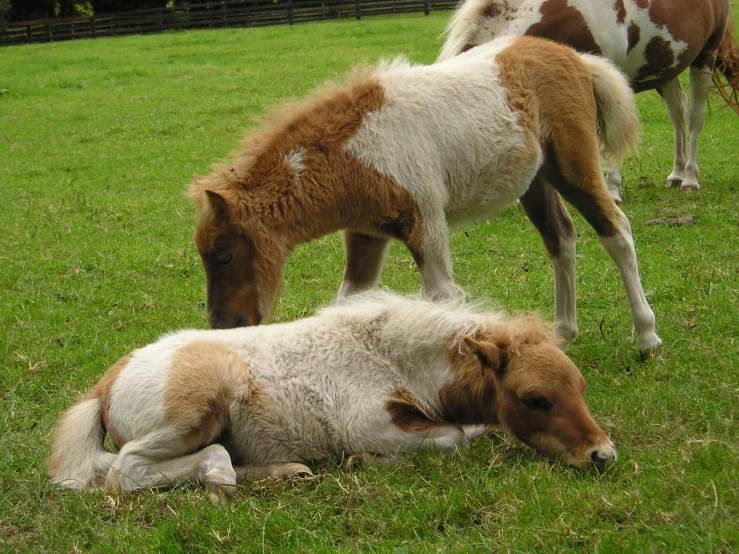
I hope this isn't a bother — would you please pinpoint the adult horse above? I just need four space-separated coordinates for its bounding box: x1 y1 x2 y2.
49 292 616 501
189 35 662 358
438 0 739 201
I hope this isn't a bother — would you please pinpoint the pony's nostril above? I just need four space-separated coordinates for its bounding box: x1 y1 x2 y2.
588 446 616 468
233 316 247 328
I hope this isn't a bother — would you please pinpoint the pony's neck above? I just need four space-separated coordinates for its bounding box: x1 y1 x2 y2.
437 363 499 426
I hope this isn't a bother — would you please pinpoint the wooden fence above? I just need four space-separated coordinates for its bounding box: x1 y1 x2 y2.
0 0 457 46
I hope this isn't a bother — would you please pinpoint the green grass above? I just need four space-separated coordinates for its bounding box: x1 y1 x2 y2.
2 9 739 553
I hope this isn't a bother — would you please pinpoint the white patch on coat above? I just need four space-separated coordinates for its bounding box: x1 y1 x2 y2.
284 148 307 188
345 37 538 232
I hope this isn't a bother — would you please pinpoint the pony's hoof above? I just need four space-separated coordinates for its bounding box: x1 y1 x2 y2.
341 452 373 472
666 177 683 188
681 184 700 193
284 463 313 479
639 340 662 362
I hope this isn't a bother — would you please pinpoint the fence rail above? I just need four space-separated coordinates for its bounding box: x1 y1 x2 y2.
1 0 457 46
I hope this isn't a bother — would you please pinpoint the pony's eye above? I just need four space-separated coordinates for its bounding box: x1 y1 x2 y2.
213 252 233 266
522 396 552 411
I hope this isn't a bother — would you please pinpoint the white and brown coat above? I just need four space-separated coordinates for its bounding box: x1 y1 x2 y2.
49 293 616 500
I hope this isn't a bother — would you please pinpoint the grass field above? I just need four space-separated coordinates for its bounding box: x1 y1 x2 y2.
1 8 739 553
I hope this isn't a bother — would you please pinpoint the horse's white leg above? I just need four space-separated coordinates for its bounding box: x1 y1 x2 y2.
519 176 579 345
542 142 661 358
337 231 390 300
604 161 623 204
407 218 457 300
106 440 237 503
681 66 713 192
598 208 662 359
236 462 313 481
660 78 688 188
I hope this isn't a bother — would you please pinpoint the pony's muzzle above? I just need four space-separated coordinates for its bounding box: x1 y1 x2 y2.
586 442 617 470
209 311 260 329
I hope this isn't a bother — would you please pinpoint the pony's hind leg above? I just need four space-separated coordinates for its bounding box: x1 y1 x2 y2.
681 67 713 192
542 159 662 358
519 175 579 345
337 231 390 299
105 438 237 503
660 78 689 189
604 161 624 204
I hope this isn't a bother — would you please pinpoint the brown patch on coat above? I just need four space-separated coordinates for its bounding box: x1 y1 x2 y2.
635 36 676 84
632 0 728 89
190 71 424 328
164 341 250 450
519 176 576 259
627 22 641 54
496 36 621 238
86 353 133 449
527 0 601 55
614 0 626 25
386 387 448 432
479 0 502 19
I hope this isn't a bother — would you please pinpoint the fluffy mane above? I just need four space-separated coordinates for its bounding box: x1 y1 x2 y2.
187 63 383 208
320 290 560 355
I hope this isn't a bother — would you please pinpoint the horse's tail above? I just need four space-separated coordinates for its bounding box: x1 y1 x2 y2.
580 53 640 167
48 390 117 490
712 11 739 115
437 0 485 62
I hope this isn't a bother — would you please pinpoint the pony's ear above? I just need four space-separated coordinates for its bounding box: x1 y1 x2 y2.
463 335 509 374
204 189 231 220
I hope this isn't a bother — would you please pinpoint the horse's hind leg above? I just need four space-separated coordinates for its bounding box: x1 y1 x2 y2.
604 161 624 204
519 175 579 344
337 231 390 299
106 439 237 503
542 157 662 359
660 78 689 189
681 66 713 192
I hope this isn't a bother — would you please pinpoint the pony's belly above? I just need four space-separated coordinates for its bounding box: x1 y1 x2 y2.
446 154 539 225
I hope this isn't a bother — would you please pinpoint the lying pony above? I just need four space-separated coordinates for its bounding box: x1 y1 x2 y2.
49 293 615 501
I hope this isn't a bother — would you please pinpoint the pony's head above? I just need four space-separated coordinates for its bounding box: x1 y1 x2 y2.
190 186 288 328
448 317 616 469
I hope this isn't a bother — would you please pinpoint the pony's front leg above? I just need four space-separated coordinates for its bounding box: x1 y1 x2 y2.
659 78 688 189
341 451 395 471
407 220 457 300
680 67 713 192
337 231 390 300
236 462 313 481
519 176 579 345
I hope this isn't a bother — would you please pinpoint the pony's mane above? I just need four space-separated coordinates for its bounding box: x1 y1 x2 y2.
319 290 559 354
188 63 383 204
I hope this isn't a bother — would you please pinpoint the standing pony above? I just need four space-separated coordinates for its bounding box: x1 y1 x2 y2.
438 0 739 200
189 35 662 358
49 293 616 501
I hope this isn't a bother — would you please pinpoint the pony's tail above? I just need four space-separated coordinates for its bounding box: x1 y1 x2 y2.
437 0 484 62
580 53 640 167
48 392 117 490
712 12 739 115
